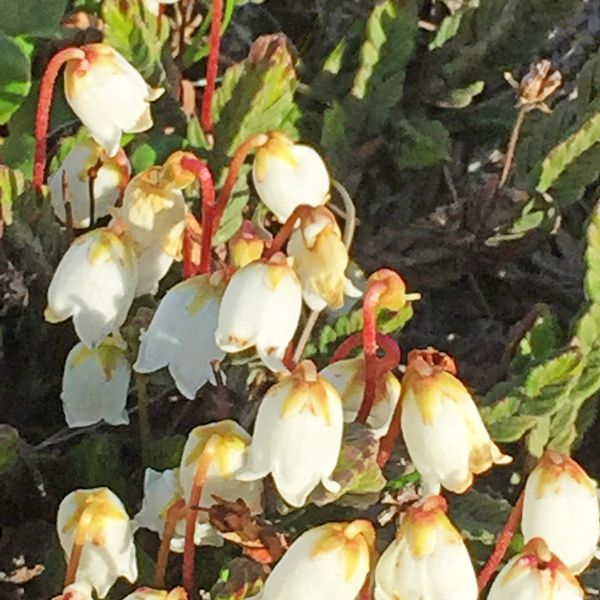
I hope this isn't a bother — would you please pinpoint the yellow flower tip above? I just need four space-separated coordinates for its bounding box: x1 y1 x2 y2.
254 131 298 181
229 222 266 268
87 229 124 264
166 587 189 600
367 268 414 312
161 151 198 190
535 450 596 496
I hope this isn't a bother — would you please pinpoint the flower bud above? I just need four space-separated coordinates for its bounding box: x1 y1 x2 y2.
374 495 478 600
134 272 225 399
261 520 374 600
487 538 584 600
252 132 330 223
57 488 137 598
215 255 302 372
62 337 130 428
522 450 599 574
400 349 510 495
65 44 163 157
287 206 361 310
237 361 344 507
49 141 130 228
228 221 266 269
45 227 138 348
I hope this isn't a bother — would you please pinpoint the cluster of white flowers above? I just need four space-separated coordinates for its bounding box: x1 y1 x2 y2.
42 41 600 600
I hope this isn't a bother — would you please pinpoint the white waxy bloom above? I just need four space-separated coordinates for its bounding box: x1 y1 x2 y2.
261 520 373 600
215 255 302 373
320 356 400 439
522 450 599 574
179 421 263 521
287 206 361 311
400 349 511 495
57 488 137 599
49 142 130 228
237 361 344 507
143 0 179 16
374 495 478 600
134 272 225 399
252 132 330 223
61 337 130 428
45 227 138 349
114 167 186 297
488 538 584 600
64 43 163 157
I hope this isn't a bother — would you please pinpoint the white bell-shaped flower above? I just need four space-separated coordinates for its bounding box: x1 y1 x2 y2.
374 495 478 600
143 0 179 16
61 337 130 428
134 272 225 399
49 141 130 228
237 361 344 507
114 167 186 296
215 255 302 372
261 520 373 600
487 538 584 600
252 132 330 223
320 356 400 439
57 487 138 599
522 450 599 574
45 227 138 348
287 206 361 311
64 43 163 157
179 421 263 520
400 349 511 495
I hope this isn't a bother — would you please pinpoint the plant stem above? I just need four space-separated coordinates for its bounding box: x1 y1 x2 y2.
135 372 152 467
154 498 186 588
213 133 268 233
182 434 219 596
498 107 527 190
292 309 321 365
477 489 525 590
332 179 356 251
200 0 224 136
263 204 312 260
181 156 216 274
61 171 75 244
63 509 91 586
33 47 85 190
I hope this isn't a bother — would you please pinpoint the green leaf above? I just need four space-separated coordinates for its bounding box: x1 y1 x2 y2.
0 425 21 474
436 81 485 109
488 415 537 442
0 0 67 37
0 166 25 228
392 116 451 169
0 33 31 124
526 415 550 457
213 165 251 245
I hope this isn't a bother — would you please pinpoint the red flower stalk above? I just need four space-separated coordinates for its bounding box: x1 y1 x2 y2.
263 203 313 260
201 0 224 136
33 46 85 190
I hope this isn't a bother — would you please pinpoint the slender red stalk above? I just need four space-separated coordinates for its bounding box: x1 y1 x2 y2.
263 204 312 260
377 396 402 468
200 0 224 135
181 156 216 274
154 499 186 588
356 281 387 424
330 332 398 365
477 490 525 590
33 47 84 190
213 133 268 232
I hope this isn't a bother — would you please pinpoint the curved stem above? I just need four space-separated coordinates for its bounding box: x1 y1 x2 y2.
63 509 91 586
154 498 186 589
181 156 216 274
377 396 402 469
332 179 356 251
498 107 527 190
33 47 84 190
263 204 312 260
292 309 321 365
182 435 219 597
213 133 268 233
477 489 525 590
330 332 363 363
200 0 224 136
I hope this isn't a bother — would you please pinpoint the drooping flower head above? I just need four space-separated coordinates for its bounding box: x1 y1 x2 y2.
400 348 511 495
228 221 267 269
374 495 478 600
261 520 374 600
64 44 163 156
237 360 344 507
522 450 599 574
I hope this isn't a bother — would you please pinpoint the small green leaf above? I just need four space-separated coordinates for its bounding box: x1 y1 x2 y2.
0 425 21 474
0 0 68 37
0 32 31 124
436 81 485 109
393 116 451 169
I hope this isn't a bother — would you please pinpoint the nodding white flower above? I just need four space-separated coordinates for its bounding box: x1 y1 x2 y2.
320 356 400 439
487 538 584 600
252 132 330 223
45 227 138 349
179 421 263 519
237 361 344 507
61 337 130 428
143 0 179 16
49 142 130 228
287 206 361 311
400 349 511 495
215 255 302 372
113 167 186 297
522 450 599 574
134 272 225 399
374 495 478 600
57 488 137 599
64 43 163 157
261 520 374 600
